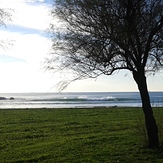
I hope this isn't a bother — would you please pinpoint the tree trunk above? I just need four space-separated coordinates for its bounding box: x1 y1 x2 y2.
133 70 159 148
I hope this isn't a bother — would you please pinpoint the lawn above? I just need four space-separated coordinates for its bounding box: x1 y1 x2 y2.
0 107 163 163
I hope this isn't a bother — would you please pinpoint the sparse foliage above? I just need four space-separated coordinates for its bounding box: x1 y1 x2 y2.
0 8 12 26
0 8 13 48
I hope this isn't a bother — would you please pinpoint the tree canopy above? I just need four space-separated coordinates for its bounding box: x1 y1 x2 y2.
48 0 163 79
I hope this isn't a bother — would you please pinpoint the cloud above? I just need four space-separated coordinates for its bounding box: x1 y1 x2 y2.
25 0 53 5
0 2 52 73
0 0 61 93
0 29 52 63
0 0 52 5
1 0 51 30
1 24 48 37
0 54 26 63
0 0 52 63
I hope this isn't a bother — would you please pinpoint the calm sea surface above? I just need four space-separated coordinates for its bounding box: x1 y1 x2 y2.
0 92 163 109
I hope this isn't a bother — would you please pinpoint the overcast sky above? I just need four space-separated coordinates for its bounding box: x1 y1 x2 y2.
0 0 162 93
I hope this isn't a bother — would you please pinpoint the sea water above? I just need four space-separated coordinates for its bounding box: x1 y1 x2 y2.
0 92 163 109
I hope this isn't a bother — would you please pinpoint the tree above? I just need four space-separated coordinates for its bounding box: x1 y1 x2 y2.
47 0 163 148
0 8 11 25
0 8 12 48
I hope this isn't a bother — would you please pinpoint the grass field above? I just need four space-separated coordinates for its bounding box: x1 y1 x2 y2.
0 107 163 163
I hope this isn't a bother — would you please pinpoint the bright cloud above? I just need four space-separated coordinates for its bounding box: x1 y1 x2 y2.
0 0 56 92
1 0 51 30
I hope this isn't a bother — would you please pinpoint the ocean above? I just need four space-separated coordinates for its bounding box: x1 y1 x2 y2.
0 92 163 109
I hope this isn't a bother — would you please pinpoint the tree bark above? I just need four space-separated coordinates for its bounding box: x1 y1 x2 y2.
133 70 159 148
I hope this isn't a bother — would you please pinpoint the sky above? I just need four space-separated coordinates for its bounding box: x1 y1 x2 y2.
0 0 162 93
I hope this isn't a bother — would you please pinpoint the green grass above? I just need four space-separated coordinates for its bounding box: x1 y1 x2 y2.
0 107 163 163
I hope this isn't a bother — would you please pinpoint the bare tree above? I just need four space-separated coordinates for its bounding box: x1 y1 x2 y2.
47 0 163 148
0 8 12 48
0 8 11 25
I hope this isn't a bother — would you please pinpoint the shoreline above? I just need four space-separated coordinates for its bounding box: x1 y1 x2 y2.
0 92 162 109
0 106 163 110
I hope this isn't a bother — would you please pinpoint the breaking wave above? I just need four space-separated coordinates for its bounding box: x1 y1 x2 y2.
31 96 136 102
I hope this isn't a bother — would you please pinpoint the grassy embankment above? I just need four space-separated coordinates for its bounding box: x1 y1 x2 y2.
0 107 163 163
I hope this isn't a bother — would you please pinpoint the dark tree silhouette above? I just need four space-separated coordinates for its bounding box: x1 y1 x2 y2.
47 0 163 148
